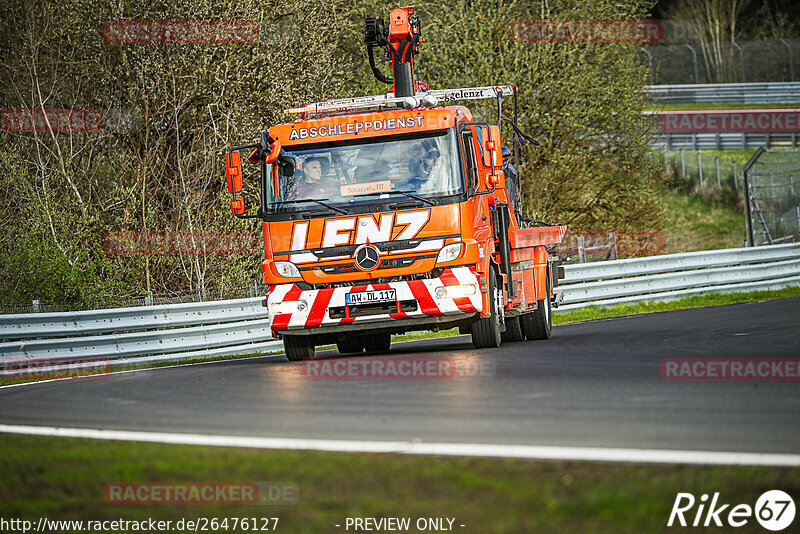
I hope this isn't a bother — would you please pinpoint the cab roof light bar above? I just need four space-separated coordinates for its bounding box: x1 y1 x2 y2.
284 85 517 116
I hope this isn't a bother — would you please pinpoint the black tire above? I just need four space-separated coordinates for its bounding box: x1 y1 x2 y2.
471 269 503 348
363 333 391 353
501 315 525 342
524 270 552 340
284 335 315 361
337 337 364 355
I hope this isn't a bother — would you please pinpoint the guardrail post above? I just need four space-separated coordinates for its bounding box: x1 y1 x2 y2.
145 292 153 307
32 300 41 313
716 157 721 188
577 236 586 263
733 162 739 195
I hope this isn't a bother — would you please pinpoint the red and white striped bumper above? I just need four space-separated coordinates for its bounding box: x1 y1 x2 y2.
266 266 482 334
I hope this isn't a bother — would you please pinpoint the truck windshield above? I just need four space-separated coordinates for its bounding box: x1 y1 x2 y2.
266 128 462 214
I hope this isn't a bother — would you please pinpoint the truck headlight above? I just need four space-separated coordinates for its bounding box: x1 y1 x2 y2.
436 243 462 264
274 261 301 278
434 284 478 299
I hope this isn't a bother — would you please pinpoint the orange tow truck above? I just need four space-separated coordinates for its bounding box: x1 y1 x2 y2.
224 6 566 360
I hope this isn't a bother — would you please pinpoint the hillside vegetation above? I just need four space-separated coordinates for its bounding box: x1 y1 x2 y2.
2 0 663 306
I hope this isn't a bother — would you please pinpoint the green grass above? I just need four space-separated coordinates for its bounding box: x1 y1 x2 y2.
661 189 746 253
0 434 797 533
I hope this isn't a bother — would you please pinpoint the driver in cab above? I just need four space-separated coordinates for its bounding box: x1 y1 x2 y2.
287 156 336 199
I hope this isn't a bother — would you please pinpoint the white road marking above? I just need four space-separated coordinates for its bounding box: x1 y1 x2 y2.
0 424 798 466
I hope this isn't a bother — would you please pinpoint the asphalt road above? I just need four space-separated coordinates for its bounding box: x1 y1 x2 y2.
2 299 799 454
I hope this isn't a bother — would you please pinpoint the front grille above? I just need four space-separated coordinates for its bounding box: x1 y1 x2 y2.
328 299 418 319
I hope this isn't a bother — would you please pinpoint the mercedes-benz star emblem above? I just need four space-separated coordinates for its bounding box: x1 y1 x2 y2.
354 244 380 271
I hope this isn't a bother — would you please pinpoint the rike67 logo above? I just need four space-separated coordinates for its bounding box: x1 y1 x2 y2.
668 490 796 531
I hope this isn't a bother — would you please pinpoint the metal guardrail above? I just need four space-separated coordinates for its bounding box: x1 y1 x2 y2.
557 243 800 311
0 297 281 378
653 133 799 150
646 82 800 104
1 243 798 377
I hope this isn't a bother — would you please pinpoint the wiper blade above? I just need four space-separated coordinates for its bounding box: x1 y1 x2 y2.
271 198 348 215
351 190 436 206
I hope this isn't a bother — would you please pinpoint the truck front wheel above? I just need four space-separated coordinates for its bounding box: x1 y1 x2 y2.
523 270 552 340
363 333 391 353
284 335 315 361
471 269 502 349
337 337 364 355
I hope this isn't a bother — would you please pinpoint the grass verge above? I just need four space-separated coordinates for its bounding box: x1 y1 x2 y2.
661 189 746 253
0 434 797 533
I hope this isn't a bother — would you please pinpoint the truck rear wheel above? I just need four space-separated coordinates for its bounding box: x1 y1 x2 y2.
471 270 502 349
284 335 315 361
524 271 552 340
363 333 391 353
337 337 364 355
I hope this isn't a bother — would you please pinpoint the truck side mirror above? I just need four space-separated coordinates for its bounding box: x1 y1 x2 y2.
226 150 243 194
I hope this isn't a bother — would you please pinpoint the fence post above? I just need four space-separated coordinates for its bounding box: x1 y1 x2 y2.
685 44 700 83
697 152 704 190
610 232 618 260
742 147 767 247
680 149 686 178
641 47 654 85
732 41 746 82
577 236 586 263
770 170 775 199
248 279 259 298
779 38 795 82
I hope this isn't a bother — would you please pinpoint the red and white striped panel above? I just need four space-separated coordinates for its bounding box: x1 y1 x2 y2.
267 266 482 332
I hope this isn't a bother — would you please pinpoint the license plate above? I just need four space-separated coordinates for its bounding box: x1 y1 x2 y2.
346 289 397 306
